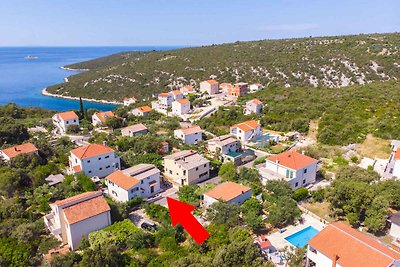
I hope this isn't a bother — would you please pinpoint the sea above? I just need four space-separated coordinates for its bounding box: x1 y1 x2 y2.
0 46 176 111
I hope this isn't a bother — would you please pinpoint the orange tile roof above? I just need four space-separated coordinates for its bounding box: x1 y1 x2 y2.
205 79 218 85
54 191 102 207
309 222 400 267
394 149 400 160
204 182 251 202
255 235 273 249
73 165 82 173
1 143 38 159
106 170 140 190
57 111 79 121
94 111 114 123
182 85 194 91
159 93 170 97
137 106 152 112
71 143 114 159
176 99 190 104
234 120 260 132
63 195 110 225
180 125 202 135
170 90 183 95
266 150 318 170
250 98 262 105
124 97 137 101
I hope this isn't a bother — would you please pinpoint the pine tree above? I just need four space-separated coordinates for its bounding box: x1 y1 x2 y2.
79 97 85 119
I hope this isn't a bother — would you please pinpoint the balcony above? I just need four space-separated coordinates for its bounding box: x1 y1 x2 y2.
44 213 61 237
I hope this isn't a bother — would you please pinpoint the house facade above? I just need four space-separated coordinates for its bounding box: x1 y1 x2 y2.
44 191 111 250
163 150 210 186
174 126 203 145
92 111 114 126
172 99 191 115
384 140 400 179
0 143 39 162
207 135 241 156
261 150 318 190
200 80 219 95
228 82 248 96
249 83 264 92
230 120 262 144
152 91 184 113
389 212 400 240
123 97 137 106
245 98 263 115
180 85 196 95
121 123 148 137
131 106 152 116
220 83 234 94
68 143 120 178
52 111 79 134
105 164 161 202
203 181 252 208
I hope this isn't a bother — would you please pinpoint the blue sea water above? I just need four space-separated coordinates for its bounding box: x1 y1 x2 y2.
0 46 176 111
284 226 319 248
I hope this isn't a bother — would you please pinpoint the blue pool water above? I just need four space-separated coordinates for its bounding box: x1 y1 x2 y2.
285 226 319 248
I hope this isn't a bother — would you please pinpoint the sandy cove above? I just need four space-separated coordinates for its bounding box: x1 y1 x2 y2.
41 88 122 105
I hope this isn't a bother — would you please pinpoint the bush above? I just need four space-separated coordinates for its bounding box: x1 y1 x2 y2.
293 188 309 202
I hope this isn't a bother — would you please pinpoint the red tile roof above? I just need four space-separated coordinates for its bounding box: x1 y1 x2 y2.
170 90 183 95
234 120 260 132
204 182 251 202
54 191 102 207
57 111 79 121
205 79 218 85
255 235 273 249
159 93 170 97
137 106 152 113
63 195 110 224
180 125 202 135
175 99 190 104
394 149 400 160
94 111 114 123
71 143 114 159
266 150 318 170
1 143 38 159
249 98 262 105
309 222 400 267
124 97 137 101
106 170 140 190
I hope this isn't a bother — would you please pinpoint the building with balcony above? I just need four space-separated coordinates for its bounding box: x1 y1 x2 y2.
230 120 262 144
52 111 79 134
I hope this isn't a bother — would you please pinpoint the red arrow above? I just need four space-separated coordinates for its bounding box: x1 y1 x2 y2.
166 197 210 245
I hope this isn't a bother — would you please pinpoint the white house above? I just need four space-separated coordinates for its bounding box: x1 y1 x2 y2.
0 143 39 162
307 222 400 267
163 150 210 186
152 91 183 113
203 182 252 208
131 106 152 116
249 83 264 92
260 150 318 190
245 98 263 115
230 120 262 144
389 212 400 240
92 111 114 126
106 164 161 202
44 191 111 251
52 111 79 134
384 140 400 179
121 123 148 137
174 125 203 145
207 135 241 156
200 80 219 95
180 85 196 95
123 97 137 106
68 143 120 178
172 99 191 116
170 90 184 100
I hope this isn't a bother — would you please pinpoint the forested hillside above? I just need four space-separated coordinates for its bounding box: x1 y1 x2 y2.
47 33 400 102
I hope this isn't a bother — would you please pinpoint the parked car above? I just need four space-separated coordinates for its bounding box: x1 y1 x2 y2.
141 221 157 232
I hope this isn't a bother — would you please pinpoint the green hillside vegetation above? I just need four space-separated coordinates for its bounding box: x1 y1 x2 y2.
47 33 400 102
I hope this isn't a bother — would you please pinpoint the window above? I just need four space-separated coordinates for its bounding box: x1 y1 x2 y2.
196 167 199 171
98 157 101 160
303 179 306 184
99 168 102 171
105 155 110 159
304 168 307 174
88 171 92 174
87 160 91 163
106 165 110 169
169 170 172 175
183 170 186 175
204 164 207 167
141 180 143 184
295 182 298 187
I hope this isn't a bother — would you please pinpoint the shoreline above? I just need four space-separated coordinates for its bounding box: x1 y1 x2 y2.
60 66 90 72
41 88 122 105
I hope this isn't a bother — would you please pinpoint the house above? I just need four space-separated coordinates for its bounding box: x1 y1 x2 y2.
152 91 183 113
250 83 264 92
172 99 191 115
254 235 276 255
220 83 234 94
207 135 241 156
170 90 184 100
389 212 400 240
123 97 137 106
260 150 318 190
307 222 400 267
160 141 170 154
45 174 65 186
44 191 111 251
384 140 400 179
180 85 196 95
245 98 263 115
0 143 39 162
68 143 120 178
228 82 248 97
131 106 152 116
92 111 114 126
200 80 219 95
174 125 203 145
230 120 262 144
121 123 148 137
203 182 252 208
52 111 79 134
163 150 210 186
105 164 161 202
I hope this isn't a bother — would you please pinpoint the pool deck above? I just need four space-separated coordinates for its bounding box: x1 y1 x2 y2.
267 213 326 250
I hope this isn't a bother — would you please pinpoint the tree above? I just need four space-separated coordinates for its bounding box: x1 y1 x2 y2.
79 97 85 119
244 211 264 231
293 187 309 202
218 162 237 181
268 196 301 227
66 124 81 134
265 180 292 198
105 116 124 129
0 167 22 197
76 173 97 192
207 202 240 227
177 185 200 206
364 196 389 233
80 242 127 267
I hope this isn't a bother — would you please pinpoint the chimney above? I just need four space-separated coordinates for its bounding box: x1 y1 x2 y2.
332 254 338 267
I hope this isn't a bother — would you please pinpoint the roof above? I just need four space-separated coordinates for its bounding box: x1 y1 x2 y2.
394 149 400 160
164 150 209 170
124 97 137 101
248 98 263 105
175 99 190 104
203 79 218 85
122 164 160 180
255 235 273 249
63 195 110 225
71 143 114 159
159 93 170 97
179 125 202 135
57 111 79 121
266 150 318 170
308 222 400 267
390 212 400 226
235 82 248 86
106 170 140 190
1 143 38 159
122 123 148 133
182 85 194 91
208 134 238 147
234 120 260 132
94 111 114 123
137 106 152 113
204 182 251 202
73 165 82 173
54 191 102 207
45 174 65 186
170 90 183 95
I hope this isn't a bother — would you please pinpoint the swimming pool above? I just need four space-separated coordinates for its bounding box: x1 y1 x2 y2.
284 226 319 248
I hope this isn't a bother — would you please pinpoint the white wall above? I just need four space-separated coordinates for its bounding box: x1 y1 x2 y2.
393 160 400 179
70 152 120 178
200 82 219 95
306 245 342 267
164 159 210 186
390 223 400 239
172 102 190 115
174 130 202 145
232 126 261 143
203 190 252 208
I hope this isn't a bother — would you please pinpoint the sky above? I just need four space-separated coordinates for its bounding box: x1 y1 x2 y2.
0 0 399 46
